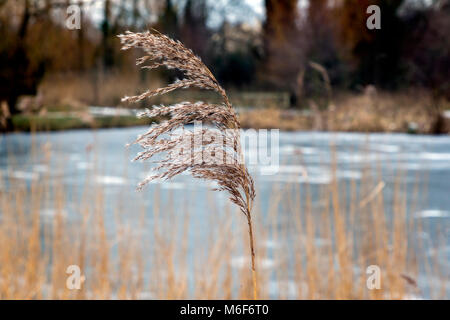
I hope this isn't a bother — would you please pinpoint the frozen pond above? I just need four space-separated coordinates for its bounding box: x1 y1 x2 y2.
1 127 449 298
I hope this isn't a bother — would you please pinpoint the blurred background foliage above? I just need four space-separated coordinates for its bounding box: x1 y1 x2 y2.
0 0 449 121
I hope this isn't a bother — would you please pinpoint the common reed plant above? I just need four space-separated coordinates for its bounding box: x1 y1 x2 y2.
118 30 258 298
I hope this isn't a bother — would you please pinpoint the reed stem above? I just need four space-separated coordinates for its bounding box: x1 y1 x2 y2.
246 209 258 300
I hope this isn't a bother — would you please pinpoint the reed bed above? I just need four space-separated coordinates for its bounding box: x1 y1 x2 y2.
0 140 447 300
238 90 450 134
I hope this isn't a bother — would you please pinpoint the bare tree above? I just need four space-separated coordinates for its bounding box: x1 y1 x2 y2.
262 0 305 105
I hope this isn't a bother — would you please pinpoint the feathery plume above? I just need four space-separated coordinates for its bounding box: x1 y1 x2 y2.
119 30 258 298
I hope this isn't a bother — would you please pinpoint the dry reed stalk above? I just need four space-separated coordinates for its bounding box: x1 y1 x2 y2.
118 30 258 299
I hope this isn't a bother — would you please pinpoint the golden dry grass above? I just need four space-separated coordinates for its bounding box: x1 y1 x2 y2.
238 90 450 133
38 71 163 109
0 140 447 300
328 90 448 133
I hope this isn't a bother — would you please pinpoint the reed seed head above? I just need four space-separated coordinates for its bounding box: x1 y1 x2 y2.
119 30 255 216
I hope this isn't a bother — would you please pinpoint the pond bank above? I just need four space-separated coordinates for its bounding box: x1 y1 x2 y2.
5 106 450 134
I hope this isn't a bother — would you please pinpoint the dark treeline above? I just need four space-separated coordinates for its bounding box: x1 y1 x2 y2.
0 0 449 116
